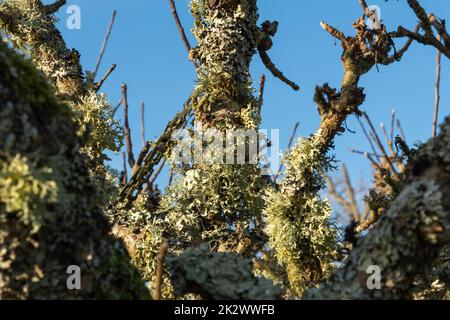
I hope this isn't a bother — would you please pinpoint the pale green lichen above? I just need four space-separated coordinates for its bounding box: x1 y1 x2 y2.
73 91 124 162
0 40 148 299
0 155 57 232
264 137 338 297
0 0 85 97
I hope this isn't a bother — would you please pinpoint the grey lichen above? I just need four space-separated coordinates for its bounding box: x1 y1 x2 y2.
0 0 85 98
166 245 284 300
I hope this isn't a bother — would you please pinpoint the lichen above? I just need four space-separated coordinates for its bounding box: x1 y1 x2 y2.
0 154 57 233
0 0 85 98
264 137 338 297
166 245 283 300
0 40 148 299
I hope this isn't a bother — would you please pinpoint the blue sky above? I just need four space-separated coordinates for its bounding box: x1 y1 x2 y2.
49 0 449 191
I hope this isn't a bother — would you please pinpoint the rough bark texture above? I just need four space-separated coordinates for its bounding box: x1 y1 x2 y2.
0 42 148 299
0 0 85 99
305 117 450 299
190 0 259 129
166 245 283 300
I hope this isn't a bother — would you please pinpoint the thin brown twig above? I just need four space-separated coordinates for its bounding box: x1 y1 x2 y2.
148 159 167 189
258 50 300 91
93 10 117 79
113 99 122 115
342 163 360 221
365 153 383 172
274 122 299 183
326 176 353 212
141 102 146 148
349 149 383 159
121 151 127 186
168 166 175 187
396 119 407 142
121 83 136 168
380 123 395 157
257 74 266 113
433 34 442 138
153 241 169 300
357 116 379 160
94 63 116 92
363 113 400 178
390 110 396 143
168 0 199 69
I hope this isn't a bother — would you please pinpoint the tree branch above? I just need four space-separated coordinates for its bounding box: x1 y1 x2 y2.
93 10 117 79
43 0 67 15
168 0 199 69
94 63 116 92
121 83 136 168
305 117 450 299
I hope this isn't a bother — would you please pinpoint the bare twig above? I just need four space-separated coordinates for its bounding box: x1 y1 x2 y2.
168 0 199 68
113 99 122 115
148 159 167 188
326 177 352 211
356 116 379 159
121 151 127 186
168 166 175 187
274 122 299 183
257 74 266 113
117 97 193 206
153 241 169 300
380 123 395 157
342 163 360 221
433 35 442 137
396 119 407 142
390 110 396 143
349 149 383 159
94 63 116 92
141 102 146 148
258 50 300 91
392 1 450 58
121 83 136 168
365 153 383 172
363 113 399 178
93 10 117 79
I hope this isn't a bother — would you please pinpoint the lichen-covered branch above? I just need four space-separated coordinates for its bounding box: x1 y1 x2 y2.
264 15 411 297
116 96 192 206
0 41 148 299
166 246 283 300
0 0 86 99
305 116 450 299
